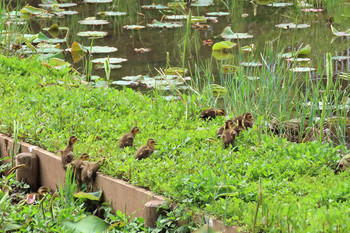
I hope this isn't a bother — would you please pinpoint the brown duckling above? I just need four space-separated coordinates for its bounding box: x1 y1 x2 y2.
59 136 79 169
233 113 254 129
200 108 226 121
334 154 350 174
135 139 157 160
119 126 140 148
37 186 49 199
270 117 309 142
81 157 105 188
222 118 246 149
217 119 234 138
70 153 90 183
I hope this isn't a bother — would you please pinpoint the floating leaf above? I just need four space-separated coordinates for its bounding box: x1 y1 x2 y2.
62 215 109 232
191 0 214 7
122 25 145 30
240 62 262 67
286 58 311 62
142 4 169 10
267 2 293 7
275 23 310 29
39 3 77 8
89 46 118 53
332 56 350 61
164 67 188 75
77 31 108 38
84 0 112 2
164 15 187 20
92 57 127 64
222 64 238 73
147 20 183 28
212 51 234 60
206 12 230 16
122 75 143 81
95 64 121 70
20 5 47 15
34 32 66 43
167 2 186 8
97 11 127 16
47 24 59 38
111 80 138 86
74 189 102 201
301 8 323 12
220 26 253 39
330 25 350 37
70 42 87 63
78 18 109 25
290 67 316 72
193 224 220 233
92 80 109 88
211 84 227 96
212 41 236 51
191 16 207 23
241 45 254 52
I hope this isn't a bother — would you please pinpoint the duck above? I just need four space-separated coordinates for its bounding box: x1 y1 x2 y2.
135 139 157 160
81 157 105 189
119 126 140 148
270 117 309 142
200 108 226 121
70 153 90 183
59 136 79 169
233 113 254 129
334 154 350 174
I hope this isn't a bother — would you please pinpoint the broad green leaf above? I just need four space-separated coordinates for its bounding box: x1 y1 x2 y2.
164 67 188 75
78 18 109 25
142 4 169 10
74 189 102 201
212 41 236 51
275 23 310 29
211 84 227 96
212 51 234 60
62 215 109 233
267 2 293 7
97 11 127 16
330 25 350 37
48 24 59 38
84 0 112 3
70 42 87 63
297 44 311 55
92 57 127 64
220 26 253 39
191 16 207 23
77 31 108 38
20 5 47 15
147 20 183 28
122 25 145 30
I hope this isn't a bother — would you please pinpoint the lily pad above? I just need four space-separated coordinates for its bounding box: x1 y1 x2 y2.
20 5 47 15
89 46 118 53
97 11 127 16
77 31 108 38
111 80 138 86
222 64 238 73
191 16 207 23
290 67 315 72
212 51 234 60
60 10 78 15
298 44 311 55
286 58 311 62
92 57 127 64
164 67 188 75
69 42 88 63
142 4 169 10
122 75 143 81
164 15 187 20
330 25 350 37
191 0 214 7
212 41 236 51
62 215 109 232
123 25 145 30
95 64 121 70
33 32 66 43
332 56 350 61
220 26 253 39
240 62 262 67
275 23 310 29
147 20 183 28
78 18 109 25
267 3 293 7
39 3 77 8
84 0 113 3
206 12 230 16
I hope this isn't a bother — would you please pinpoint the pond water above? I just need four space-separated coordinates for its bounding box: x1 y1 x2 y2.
5 0 350 88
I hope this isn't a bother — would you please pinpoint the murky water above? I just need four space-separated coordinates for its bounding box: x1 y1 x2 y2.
12 0 350 83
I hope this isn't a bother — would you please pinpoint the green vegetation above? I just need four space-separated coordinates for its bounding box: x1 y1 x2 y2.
0 55 349 232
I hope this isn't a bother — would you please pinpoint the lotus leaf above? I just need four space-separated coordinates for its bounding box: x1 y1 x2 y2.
241 45 254 52
206 12 230 16
290 67 315 72
95 64 121 70
298 44 311 55
164 67 188 75
34 32 66 43
92 57 126 64
222 64 238 73
164 15 187 20
141 4 169 10
212 51 234 60
111 80 139 86
36 47 63 54
275 23 310 29
97 11 127 16
39 3 77 8
220 26 253 39
74 189 102 201
147 20 183 28
240 62 262 67
70 42 87 63
330 25 350 37
78 18 109 25
298 2 313 7
191 0 214 7
154 75 180 80
60 10 78 15
332 56 350 61
77 31 108 37
267 3 293 7
62 215 109 232
84 0 112 3
212 41 236 51
301 8 323 12
48 58 70 69
286 58 311 62
211 84 227 96
167 2 186 8
20 5 47 15
191 16 207 23
122 25 145 30
122 75 143 81
257 0 272 5
88 46 118 53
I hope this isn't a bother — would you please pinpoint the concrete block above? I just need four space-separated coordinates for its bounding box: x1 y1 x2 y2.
144 200 165 228
16 152 39 191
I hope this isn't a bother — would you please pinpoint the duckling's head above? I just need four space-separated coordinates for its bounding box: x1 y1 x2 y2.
131 126 140 134
147 139 158 147
38 186 49 196
80 153 89 161
216 109 226 116
224 120 234 129
243 113 253 121
69 136 79 145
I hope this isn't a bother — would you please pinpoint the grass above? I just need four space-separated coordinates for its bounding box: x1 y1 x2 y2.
0 54 349 231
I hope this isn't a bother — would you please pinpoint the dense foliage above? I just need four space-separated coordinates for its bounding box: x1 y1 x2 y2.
0 55 349 232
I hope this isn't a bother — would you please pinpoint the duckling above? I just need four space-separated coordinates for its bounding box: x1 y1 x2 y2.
59 136 79 169
119 126 140 148
233 113 254 129
200 108 226 121
135 139 157 160
81 157 105 189
217 119 234 138
222 120 236 149
37 186 49 199
334 154 350 174
270 117 309 142
70 153 90 183
233 118 246 135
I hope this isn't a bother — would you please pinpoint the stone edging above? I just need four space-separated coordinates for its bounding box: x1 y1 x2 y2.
0 133 239 232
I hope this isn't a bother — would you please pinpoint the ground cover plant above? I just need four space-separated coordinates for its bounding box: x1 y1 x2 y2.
0 54 349 232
